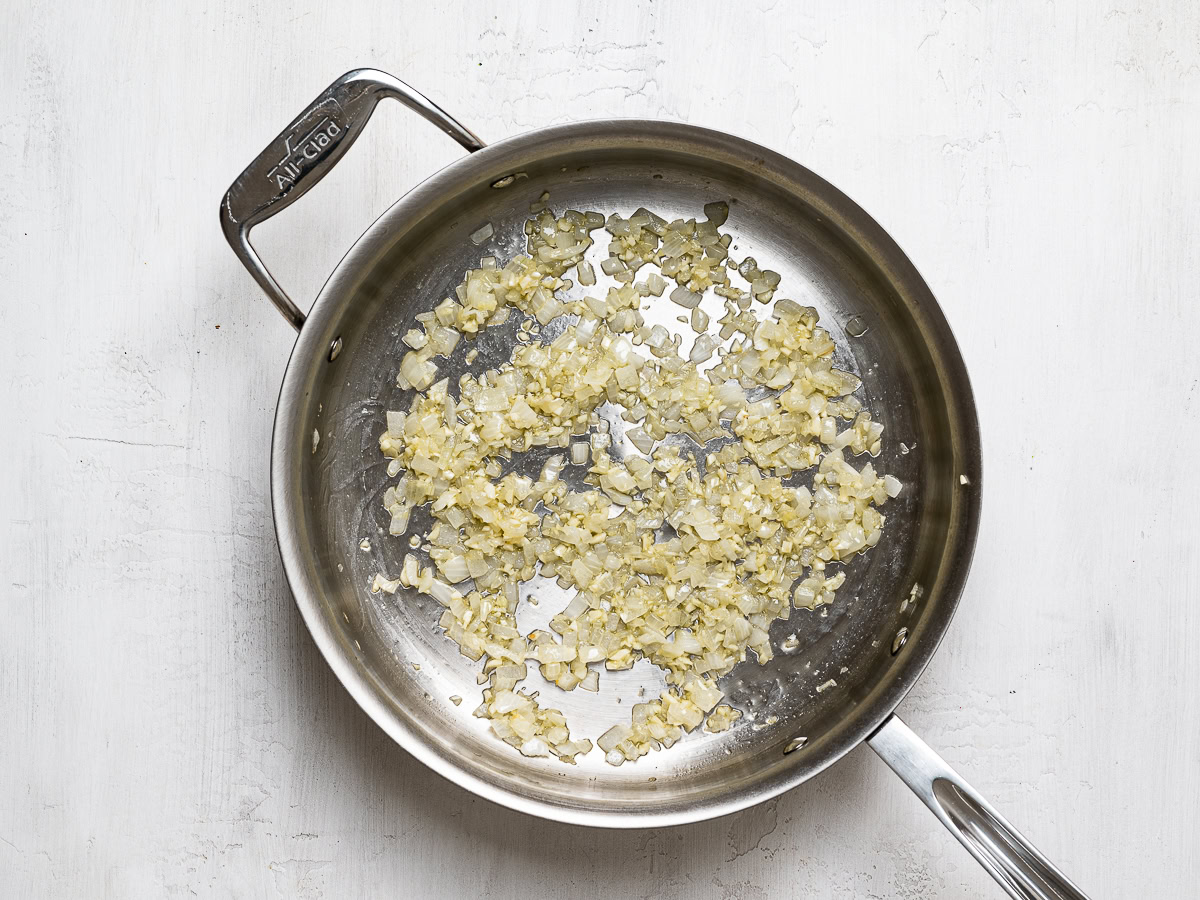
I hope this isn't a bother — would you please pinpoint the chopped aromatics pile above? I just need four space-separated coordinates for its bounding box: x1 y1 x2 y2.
374 200 901 765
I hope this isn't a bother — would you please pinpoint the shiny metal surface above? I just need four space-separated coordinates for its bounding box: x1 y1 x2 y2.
265 115 983 826
220 69 484 330
238 72 987 831
870 717 1091 900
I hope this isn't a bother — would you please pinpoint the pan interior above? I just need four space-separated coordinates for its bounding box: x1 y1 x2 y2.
277 123 978 824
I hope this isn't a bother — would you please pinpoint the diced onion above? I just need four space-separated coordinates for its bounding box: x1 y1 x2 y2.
704 201 729 226
669 286 702 309
440 555 470 583
470 222 494 245
689 334 718 364
373 196 900 769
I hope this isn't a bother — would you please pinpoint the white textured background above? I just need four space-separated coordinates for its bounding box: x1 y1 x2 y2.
4 1 1198 897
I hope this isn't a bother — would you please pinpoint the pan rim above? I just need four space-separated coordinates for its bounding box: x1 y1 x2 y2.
269 118 983 828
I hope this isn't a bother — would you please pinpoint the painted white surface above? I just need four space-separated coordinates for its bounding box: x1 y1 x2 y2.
3 1 1198 896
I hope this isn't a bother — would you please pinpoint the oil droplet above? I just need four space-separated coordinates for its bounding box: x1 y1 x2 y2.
780 633 800 653
899 442 910 454
784 736 808 754
491 175 515 189
845 315 869 338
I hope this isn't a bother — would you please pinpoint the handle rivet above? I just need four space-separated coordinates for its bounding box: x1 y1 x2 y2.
891 627 909 655
328 336 343 362
783 736 808 754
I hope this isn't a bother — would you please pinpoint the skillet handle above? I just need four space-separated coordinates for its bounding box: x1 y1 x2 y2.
219 68 484 331
868 716 1089 899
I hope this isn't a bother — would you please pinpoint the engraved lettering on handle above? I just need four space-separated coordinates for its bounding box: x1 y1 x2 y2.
267 100 345 192
219 69 484 332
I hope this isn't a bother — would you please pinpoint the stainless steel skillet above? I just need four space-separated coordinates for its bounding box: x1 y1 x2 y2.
221 69 1088 900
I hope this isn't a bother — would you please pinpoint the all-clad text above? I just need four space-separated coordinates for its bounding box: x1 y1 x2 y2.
267 115 342 191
